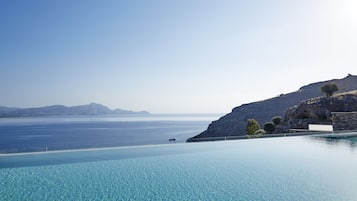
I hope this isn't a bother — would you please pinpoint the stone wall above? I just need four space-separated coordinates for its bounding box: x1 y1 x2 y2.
332 112 357 131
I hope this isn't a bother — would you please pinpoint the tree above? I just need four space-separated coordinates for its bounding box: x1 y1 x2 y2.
321 83 339 97
271 116 282 125
263 122 276 133
246 119 260 135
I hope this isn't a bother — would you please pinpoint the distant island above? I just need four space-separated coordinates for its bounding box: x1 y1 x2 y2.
188 74 357 142
0 103 149 117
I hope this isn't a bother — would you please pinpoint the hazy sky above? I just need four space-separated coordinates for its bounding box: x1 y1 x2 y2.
1 0 356 113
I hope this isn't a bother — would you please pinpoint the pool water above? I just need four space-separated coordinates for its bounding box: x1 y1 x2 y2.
1 135 357 200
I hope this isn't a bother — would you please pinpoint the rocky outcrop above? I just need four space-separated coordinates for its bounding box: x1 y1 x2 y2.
279 91 357 132
188 74 357 141
332 112 357 131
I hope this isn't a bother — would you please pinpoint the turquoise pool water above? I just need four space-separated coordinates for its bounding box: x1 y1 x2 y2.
1 134 357 200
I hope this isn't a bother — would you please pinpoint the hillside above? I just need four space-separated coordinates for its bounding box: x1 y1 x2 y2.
278 90 357 132
0 103 149 117
188 74 357 141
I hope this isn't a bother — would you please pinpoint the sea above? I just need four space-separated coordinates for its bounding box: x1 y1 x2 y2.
0 114 221 154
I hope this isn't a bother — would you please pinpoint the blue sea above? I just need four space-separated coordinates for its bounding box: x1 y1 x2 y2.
0 114 221 153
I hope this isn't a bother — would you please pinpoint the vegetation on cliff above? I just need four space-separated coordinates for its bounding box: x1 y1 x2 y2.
321 83 339 97
246 119 260 135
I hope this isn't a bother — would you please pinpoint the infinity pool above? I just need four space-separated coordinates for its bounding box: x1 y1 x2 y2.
1 134 357 200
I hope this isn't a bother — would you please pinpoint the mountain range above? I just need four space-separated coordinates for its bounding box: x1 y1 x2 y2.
188 74 357 141
0 103 149 117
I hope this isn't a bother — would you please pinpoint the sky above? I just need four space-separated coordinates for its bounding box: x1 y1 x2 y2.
1 0 357 113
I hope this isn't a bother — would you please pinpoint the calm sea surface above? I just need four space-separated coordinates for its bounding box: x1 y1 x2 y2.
0 114 221 153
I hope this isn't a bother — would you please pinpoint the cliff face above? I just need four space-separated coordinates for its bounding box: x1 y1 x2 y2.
279 91 357 132
188 75 357 141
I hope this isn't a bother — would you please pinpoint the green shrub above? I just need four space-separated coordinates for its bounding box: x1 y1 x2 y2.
271 116 282 125
246 119 260 135
321 83 339 97
254 129 266 135
263 122 276 133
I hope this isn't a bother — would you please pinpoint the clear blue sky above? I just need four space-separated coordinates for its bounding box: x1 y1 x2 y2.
1 0 356 113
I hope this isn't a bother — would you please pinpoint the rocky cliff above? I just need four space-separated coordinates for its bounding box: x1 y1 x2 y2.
278 90 357 132
188 74 357 141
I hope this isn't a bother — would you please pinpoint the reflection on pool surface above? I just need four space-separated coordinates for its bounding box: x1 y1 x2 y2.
1 134 357 200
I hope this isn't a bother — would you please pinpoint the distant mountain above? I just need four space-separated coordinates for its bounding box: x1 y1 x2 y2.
0 103 149 117
188 74 357 141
